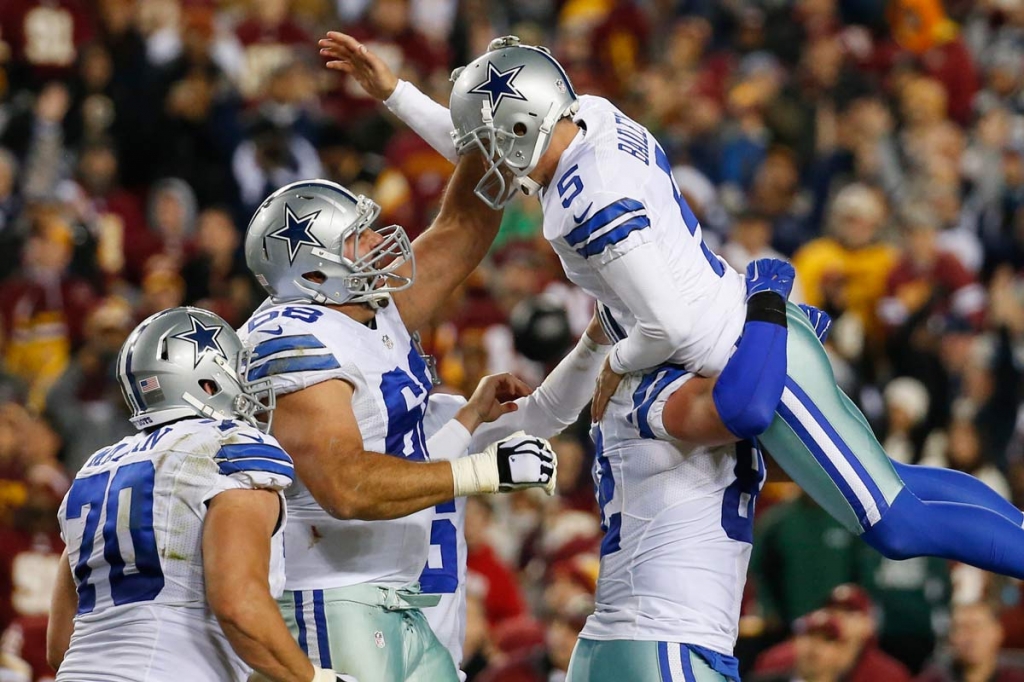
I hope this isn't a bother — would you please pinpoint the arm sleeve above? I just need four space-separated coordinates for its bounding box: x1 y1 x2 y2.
425 418 473 463
601 241 695 375
384 79 458 164
469 331 611 448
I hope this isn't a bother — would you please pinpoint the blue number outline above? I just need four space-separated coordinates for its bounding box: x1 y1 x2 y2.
653 145 725 277
65 462 165 614
419 507 459 594
721 440 765 543
556 164 584 208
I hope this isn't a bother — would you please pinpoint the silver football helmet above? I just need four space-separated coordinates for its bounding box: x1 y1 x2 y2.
116 307 275 431
449 36 579 209
245 179 413 307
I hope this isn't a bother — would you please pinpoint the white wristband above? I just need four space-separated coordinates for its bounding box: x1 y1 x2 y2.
426 419 473 461
450 452 499 496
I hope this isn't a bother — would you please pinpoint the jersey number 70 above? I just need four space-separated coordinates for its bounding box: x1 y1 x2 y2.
65 461 164 614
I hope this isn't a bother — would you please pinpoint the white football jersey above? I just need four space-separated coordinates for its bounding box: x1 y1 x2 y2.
239 300 436 591
56 418 293 682
420 394 470 676
540 95 746 377
580 365 765 656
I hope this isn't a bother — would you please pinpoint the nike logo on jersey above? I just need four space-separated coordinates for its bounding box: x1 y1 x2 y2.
573 202 594 224
262 326 284 336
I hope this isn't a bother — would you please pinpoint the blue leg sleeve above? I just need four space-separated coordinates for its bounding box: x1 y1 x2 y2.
712 320 788 439
863 488 1024 579
891 460 1024 526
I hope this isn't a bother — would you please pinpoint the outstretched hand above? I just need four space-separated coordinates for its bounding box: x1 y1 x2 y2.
319 32 398 101
459 373 533 432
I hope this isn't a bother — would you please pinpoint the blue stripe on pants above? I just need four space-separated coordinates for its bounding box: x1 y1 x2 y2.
778 378 888 530
294 591 308 654
313 589 332 668
680 645 696 682
658 642 672 681
787 378 889 519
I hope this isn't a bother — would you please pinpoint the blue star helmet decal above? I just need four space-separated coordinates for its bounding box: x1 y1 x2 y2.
171 315 224 368
268 205 324 264
469 62 528 114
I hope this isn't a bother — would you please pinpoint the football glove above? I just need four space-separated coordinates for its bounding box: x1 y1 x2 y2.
451 432 557 496
745 258 796 301
798 304 833 343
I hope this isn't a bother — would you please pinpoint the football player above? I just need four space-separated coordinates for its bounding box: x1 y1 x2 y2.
320 30 1024 677
239 167 558 682
46 307 354 682
420 314 612 678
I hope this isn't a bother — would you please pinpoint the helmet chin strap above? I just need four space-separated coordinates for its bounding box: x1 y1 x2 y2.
511 101 565 198
517 176 543 196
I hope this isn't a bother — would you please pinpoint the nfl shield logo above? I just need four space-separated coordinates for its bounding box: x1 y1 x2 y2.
382 335 394 350
374 630 386 648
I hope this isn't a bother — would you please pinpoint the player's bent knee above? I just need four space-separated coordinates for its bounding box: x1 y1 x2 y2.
861 491 924 561
712 385 777 439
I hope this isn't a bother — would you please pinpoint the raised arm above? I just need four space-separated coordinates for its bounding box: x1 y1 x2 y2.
472 316 612 446
320 32 458 163
390 154 503 332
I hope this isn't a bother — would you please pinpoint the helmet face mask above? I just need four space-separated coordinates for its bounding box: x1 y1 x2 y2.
117 307 276 433
449 36 579 209
247 181 414 307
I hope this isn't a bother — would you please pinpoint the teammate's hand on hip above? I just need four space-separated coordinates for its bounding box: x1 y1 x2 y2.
798 304 833 343
319 32 398 100
458 373 533 432
745 258 796 301
591 355 623 423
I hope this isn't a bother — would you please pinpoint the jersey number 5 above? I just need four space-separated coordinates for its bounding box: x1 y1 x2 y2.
65 461 164 614
419 501 459 594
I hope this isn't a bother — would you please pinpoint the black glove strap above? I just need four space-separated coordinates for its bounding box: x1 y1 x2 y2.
746 291 788 327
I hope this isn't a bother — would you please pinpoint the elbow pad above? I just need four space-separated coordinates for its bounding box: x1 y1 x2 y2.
712 293 788 439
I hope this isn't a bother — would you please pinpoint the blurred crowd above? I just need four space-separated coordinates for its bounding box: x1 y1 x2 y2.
1 0 1024 680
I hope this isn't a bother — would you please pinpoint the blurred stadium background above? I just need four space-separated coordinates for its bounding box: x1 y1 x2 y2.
0 0 1023 680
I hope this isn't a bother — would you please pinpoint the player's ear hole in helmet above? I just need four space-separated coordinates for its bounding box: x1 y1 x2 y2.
448 35 580 209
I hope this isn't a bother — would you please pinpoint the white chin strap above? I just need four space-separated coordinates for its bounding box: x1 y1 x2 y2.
182 391 232 421
516 176 543 196
511 101 566 198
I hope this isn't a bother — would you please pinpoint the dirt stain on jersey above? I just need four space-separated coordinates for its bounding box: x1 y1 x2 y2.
309 524 323 548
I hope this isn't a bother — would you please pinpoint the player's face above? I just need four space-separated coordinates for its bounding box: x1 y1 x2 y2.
341 227 385 262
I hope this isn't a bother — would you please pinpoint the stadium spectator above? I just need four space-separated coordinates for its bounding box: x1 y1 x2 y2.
917 602 1024 682
754 584 913 682
466 496 527 628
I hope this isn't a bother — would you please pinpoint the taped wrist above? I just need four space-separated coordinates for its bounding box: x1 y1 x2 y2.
450 452 499 496
746 291 788 327
712 317 788 439
312 667 338 682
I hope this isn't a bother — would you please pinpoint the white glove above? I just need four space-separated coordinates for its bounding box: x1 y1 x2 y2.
313 667 359 682
451 432 557 496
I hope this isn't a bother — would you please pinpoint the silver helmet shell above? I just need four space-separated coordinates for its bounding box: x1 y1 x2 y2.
116 307 275 431
245 179 414 307
449 36 579 209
